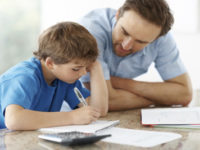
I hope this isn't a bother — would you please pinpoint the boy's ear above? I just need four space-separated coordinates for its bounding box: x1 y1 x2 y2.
45 57 54 70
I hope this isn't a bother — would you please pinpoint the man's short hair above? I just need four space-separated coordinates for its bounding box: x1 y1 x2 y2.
119 0 174 37
34 21 98 64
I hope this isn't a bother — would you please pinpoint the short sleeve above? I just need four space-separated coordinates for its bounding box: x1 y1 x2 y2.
1 75 39 116
155 32 187 80
80 29 111 82
79 9 113 82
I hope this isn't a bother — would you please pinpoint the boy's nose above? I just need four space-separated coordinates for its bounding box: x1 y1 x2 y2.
80 68 87 76
122 36 133 50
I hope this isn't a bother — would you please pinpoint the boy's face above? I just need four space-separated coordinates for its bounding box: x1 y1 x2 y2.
112 10 161 57
50 59 89 84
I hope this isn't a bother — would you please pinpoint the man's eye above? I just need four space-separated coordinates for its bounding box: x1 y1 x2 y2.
72 68 79 71
136 40 148 44
121 28 129 36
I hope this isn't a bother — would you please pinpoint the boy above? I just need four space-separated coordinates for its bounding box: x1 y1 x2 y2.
0 22 108 130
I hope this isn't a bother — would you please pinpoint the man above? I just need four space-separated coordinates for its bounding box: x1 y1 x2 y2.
79 0 192 111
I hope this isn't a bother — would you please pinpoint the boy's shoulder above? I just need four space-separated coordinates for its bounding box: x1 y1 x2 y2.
0 57 42 84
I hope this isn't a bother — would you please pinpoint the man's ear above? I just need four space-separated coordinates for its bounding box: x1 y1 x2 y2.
115 9 120 20
45 57 54 70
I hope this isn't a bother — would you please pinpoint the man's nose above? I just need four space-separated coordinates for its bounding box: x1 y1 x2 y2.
122 36 133 50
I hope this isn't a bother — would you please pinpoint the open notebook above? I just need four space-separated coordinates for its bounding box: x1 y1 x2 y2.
38 120 119 133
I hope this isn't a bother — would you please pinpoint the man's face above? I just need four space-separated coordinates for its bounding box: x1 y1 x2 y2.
112 10 161 57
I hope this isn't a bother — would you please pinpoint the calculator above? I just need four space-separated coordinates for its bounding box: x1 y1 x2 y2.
38 131 111 145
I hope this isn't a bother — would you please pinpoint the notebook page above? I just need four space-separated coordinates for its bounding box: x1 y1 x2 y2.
98 127 181 147
141 107 200 125
38 120 119 133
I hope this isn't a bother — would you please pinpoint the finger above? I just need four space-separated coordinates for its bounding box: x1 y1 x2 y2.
91 116 98 122
93 111 100 118
89 107 100 113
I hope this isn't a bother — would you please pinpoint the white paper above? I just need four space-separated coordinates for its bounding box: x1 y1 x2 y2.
98 127 181 148
38 120 119 133
155 124 200 129
141 107 200 125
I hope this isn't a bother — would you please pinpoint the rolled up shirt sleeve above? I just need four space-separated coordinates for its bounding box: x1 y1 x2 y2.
155 32 187 80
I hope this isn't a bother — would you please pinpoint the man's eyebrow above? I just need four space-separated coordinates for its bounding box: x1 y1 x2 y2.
121 26 150 44
121 26 130 36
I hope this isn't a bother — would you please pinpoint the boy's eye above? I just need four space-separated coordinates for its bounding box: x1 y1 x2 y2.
72 68 79 71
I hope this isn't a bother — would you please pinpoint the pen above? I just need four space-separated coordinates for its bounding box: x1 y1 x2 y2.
74 87 88 106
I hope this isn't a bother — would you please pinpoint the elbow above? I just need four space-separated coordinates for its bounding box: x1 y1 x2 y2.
180 89 193 106
5 111 25 131
182 94 193 107
5 116 21 131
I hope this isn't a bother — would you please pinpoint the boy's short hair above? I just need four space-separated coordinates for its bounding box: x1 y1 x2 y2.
118 0 174 37
34 22 98 64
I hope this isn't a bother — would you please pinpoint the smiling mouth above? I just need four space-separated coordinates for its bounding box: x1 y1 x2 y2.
119 47 131 53
116 44 131 54
113 43 132 56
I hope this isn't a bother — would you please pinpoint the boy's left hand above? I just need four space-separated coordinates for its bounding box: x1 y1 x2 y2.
86 60 101 73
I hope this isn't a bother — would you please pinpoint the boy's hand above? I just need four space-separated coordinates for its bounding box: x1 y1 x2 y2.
71 106 100 125
86 60 101 73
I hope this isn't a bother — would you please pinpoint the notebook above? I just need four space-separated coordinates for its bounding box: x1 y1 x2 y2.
141 107 200 128
38 120 119 133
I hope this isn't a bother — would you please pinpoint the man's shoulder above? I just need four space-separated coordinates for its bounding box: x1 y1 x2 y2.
79 8 116 42
79 8 116 29
83 8 116 18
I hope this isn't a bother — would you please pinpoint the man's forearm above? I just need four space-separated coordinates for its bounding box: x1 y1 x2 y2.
108 87 154 111
111 74 192 106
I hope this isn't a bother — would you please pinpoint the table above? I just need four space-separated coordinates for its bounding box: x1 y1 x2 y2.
1 108 200 150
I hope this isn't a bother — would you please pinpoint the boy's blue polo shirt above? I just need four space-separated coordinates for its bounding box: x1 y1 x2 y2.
0 57 90 129
79 8 187 82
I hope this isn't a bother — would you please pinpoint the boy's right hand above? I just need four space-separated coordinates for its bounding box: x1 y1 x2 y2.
71 106 100 125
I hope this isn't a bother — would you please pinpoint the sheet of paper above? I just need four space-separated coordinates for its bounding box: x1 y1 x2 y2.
141 107 200 125
98 127 181 148
38 120 119 133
